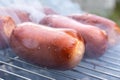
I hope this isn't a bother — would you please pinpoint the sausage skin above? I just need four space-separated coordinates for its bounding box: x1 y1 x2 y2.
0 16 16 49
68 13 120 46
0 7 31 24
10 22 85 70
40 15 108 58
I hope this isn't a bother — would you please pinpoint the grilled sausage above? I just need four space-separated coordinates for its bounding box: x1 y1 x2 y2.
14 9 31 23
0 7 56 24
40 15 108 58
68 13 120 46
0 16 16 49
0 7 31 24
43 7 57 15
10 22 85 70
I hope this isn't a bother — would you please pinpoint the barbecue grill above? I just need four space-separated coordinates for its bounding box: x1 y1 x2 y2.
0 43 120 80
0 0 120 80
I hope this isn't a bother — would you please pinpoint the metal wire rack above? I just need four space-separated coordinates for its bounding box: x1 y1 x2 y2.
0 44 120 80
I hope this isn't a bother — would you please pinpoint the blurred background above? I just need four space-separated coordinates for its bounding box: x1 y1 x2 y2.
71 0 120 25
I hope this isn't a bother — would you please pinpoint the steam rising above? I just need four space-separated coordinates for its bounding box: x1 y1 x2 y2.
107 28 120 48
0 0 46 23
0 0 83 24
0 0 83 50
0 0 119 50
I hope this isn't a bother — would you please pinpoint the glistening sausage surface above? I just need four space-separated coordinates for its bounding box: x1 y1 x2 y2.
10 22 85 70
68 13 120 46
40 15 108 58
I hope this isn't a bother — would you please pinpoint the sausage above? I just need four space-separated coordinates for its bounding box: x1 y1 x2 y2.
68 13 120 46
0 7 56 24
68 13 117 29
43 7 58 15
0 7 31 24
10 22 85 70
14 9 31 23
40 15 108 58
0 16 16 49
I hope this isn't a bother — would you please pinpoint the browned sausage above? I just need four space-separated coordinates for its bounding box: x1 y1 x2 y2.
40 15 108 58
68 13 120 46
14 9 31 23
0 16 16 49
0 7 31 24
43 7 58 15
0 7 56 24
10 22 85 70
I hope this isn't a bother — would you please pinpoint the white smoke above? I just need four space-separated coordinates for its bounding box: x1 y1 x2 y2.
0 0 83 23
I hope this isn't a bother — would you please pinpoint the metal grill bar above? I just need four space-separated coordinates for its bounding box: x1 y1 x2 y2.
108 45 120 54
9 56 108 80
71 69 108 80
78 63 120 79
0 78 4 80
0 69 31 80
109 49 120 54
9 57 108 80
0 44 120 80
83 59 120 72
106 50 120 56
102 56 120 64
103 50 120 58
98 57 120 67
103 53 120 60
0 61 55 80
0 51 118 80
49 71 77 80
9 57 79 80
1 56 77 80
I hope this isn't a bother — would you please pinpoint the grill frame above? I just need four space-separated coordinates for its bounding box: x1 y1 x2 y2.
0 44 120 80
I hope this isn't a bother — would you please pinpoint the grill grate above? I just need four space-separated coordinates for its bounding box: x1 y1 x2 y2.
0 44 120 80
